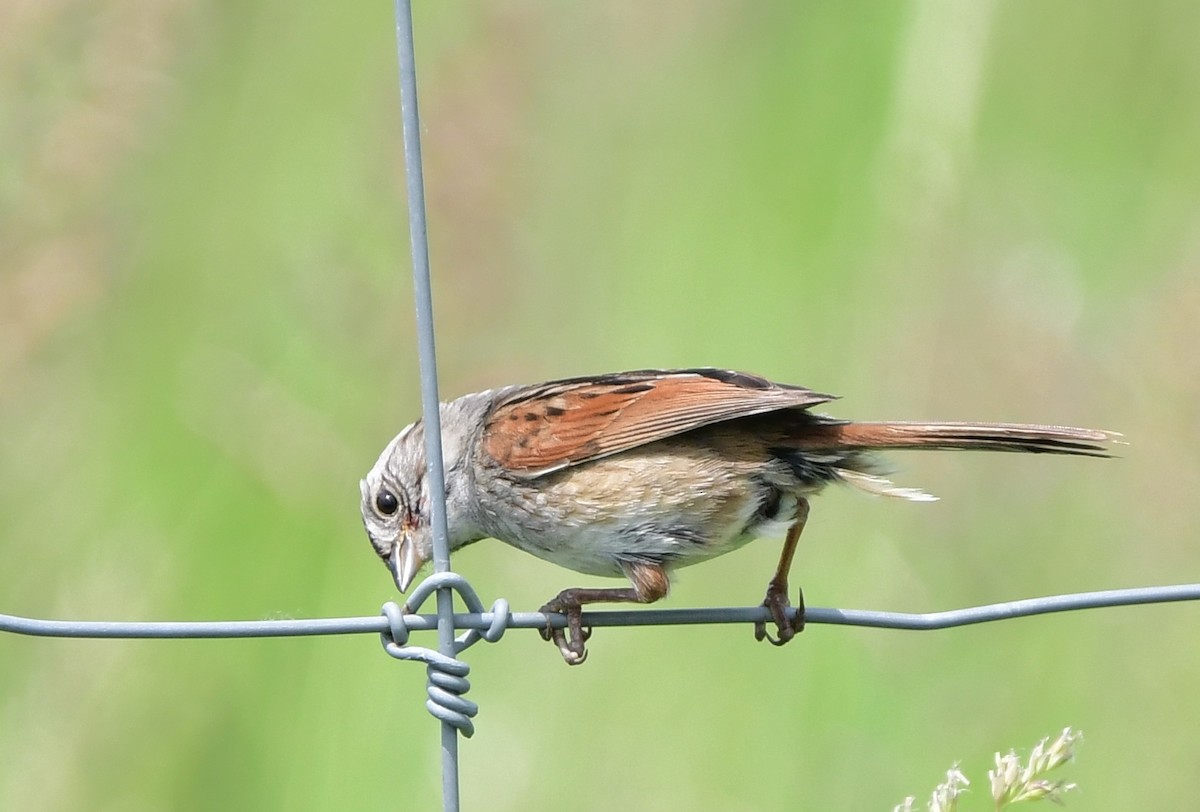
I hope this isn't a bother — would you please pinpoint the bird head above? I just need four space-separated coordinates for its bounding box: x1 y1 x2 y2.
360 422 433 592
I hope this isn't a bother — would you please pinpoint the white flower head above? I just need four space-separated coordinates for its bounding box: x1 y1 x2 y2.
930 765 970 812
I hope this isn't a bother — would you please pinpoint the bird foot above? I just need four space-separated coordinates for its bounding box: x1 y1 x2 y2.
754 580 804 646
538 597 593 665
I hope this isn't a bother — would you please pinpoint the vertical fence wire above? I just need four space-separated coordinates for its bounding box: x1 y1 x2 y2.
392 1 461 810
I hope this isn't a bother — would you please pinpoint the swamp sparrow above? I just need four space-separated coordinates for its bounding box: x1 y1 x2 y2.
360 368 1112 664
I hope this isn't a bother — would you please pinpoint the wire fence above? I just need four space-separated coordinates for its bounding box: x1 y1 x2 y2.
3 3 1199 812
5 584 1199 643
4 583 1199 734
391 2 465 804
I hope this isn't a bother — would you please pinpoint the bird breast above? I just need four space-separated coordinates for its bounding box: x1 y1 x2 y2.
472 437 810 578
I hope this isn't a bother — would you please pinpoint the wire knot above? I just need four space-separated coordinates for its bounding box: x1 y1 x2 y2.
379 572 510 737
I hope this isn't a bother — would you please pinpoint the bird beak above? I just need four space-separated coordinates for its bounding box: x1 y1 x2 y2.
387 537 424 592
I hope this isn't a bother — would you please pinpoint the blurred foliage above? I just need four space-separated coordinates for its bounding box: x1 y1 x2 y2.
2 2 1198 810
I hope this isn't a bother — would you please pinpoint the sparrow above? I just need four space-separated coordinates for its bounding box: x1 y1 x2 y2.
360 368 1112 664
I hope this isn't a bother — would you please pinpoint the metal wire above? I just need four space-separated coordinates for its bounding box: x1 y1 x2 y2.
5 580 1196 802
380 573 510 738
4 582 1197 640
392 0 461 807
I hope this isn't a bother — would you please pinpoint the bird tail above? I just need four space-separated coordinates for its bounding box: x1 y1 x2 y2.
779 420 1116 502
797 420 1115 457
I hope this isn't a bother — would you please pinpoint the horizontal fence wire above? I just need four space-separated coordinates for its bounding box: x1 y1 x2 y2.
4 583 1198 640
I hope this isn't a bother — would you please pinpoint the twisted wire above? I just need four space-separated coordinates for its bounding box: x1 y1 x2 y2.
378 573 510 737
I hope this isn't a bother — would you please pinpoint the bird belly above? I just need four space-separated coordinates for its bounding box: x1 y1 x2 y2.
476 440 806 577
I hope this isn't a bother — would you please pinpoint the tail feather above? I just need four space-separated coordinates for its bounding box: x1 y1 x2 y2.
798 421 1115 457
833 468 939 502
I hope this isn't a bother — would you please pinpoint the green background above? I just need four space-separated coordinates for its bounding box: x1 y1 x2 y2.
2 3 1197 809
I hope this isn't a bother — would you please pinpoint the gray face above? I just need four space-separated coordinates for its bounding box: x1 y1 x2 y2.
359 423 430 592
357 389 504 591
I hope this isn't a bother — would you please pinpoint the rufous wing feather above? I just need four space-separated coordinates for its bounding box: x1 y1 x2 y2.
482 368 835 477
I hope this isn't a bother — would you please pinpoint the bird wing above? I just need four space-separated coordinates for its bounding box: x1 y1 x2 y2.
481 368 836 477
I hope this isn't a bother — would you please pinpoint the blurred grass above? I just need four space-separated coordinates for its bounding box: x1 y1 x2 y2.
2 2 1198 810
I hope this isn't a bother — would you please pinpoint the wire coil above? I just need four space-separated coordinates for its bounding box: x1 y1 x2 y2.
380 573 510 737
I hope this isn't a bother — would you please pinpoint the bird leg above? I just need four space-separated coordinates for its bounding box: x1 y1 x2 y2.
539 559 669 665
755 497 810 646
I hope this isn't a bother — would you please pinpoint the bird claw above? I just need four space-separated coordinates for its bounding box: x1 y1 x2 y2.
539 599 592 665
754 581 804 646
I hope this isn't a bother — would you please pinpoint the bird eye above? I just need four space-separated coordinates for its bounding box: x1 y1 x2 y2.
375 490 399 516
